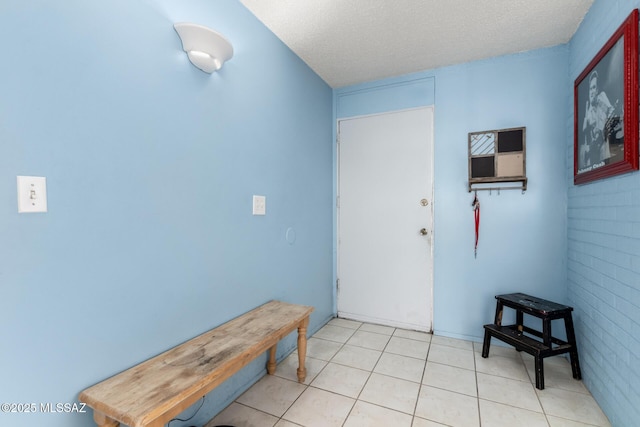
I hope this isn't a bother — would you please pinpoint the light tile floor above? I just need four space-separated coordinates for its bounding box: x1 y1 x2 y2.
207 318 610 427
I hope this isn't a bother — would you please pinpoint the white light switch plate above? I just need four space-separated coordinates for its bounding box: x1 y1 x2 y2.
252 195 266 215
17 176 48 213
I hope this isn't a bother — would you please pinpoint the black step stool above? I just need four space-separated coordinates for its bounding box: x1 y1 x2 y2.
481 293 581 390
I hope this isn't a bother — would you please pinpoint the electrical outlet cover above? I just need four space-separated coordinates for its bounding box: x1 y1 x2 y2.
252 195 266 215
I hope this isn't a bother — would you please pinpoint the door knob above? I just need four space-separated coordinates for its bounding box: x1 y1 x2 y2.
419 228 428 236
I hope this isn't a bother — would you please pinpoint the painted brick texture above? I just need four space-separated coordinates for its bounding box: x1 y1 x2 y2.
568 1 640 425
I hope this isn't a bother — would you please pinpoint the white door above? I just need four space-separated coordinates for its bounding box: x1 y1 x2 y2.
337 107 433 332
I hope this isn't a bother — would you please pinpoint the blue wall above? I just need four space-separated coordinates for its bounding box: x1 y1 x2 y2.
568 1 640 425
0 1 333 426
335 46 569 341
432 47 569 340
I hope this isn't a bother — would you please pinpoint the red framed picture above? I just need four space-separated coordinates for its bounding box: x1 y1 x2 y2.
574 9 639 185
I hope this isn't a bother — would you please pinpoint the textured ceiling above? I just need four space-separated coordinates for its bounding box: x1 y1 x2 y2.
240 0 594 88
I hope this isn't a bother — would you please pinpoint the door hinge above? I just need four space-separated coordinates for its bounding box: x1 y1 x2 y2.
336 278 340 290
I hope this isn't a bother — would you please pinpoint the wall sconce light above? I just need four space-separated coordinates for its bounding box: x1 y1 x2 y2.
174 23 233 73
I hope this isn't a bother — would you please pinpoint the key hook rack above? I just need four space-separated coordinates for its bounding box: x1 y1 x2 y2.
468 126 527 194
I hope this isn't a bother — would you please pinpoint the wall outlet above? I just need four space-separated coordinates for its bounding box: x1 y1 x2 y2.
252 195 266 215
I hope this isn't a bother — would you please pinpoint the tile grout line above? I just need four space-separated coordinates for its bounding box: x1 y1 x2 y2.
411 338 432 425
336 321 363 427
473 341 483 427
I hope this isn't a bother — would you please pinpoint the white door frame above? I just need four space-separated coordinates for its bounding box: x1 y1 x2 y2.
336 106 434 331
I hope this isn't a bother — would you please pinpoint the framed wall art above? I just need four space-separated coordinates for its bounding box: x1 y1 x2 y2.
574 9 639 185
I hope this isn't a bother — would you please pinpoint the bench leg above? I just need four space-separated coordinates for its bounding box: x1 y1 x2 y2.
297 317 309 383
93 410 119 427
515 310 524 352
494 301 504 325
534 355 545 390
564 314 582 380
542 318 552 348
267 345 277 375
481 329 491 358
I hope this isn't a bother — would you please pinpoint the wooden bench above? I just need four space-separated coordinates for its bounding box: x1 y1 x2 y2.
79 300 313 427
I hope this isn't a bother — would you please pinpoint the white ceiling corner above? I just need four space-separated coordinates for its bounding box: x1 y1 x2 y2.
240 0 593 88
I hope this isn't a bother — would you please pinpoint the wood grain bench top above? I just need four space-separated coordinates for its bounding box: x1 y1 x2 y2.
79 300 313 427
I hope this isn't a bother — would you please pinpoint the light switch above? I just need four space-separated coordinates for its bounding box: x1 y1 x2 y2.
252 195 266 215
17 176 47 213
